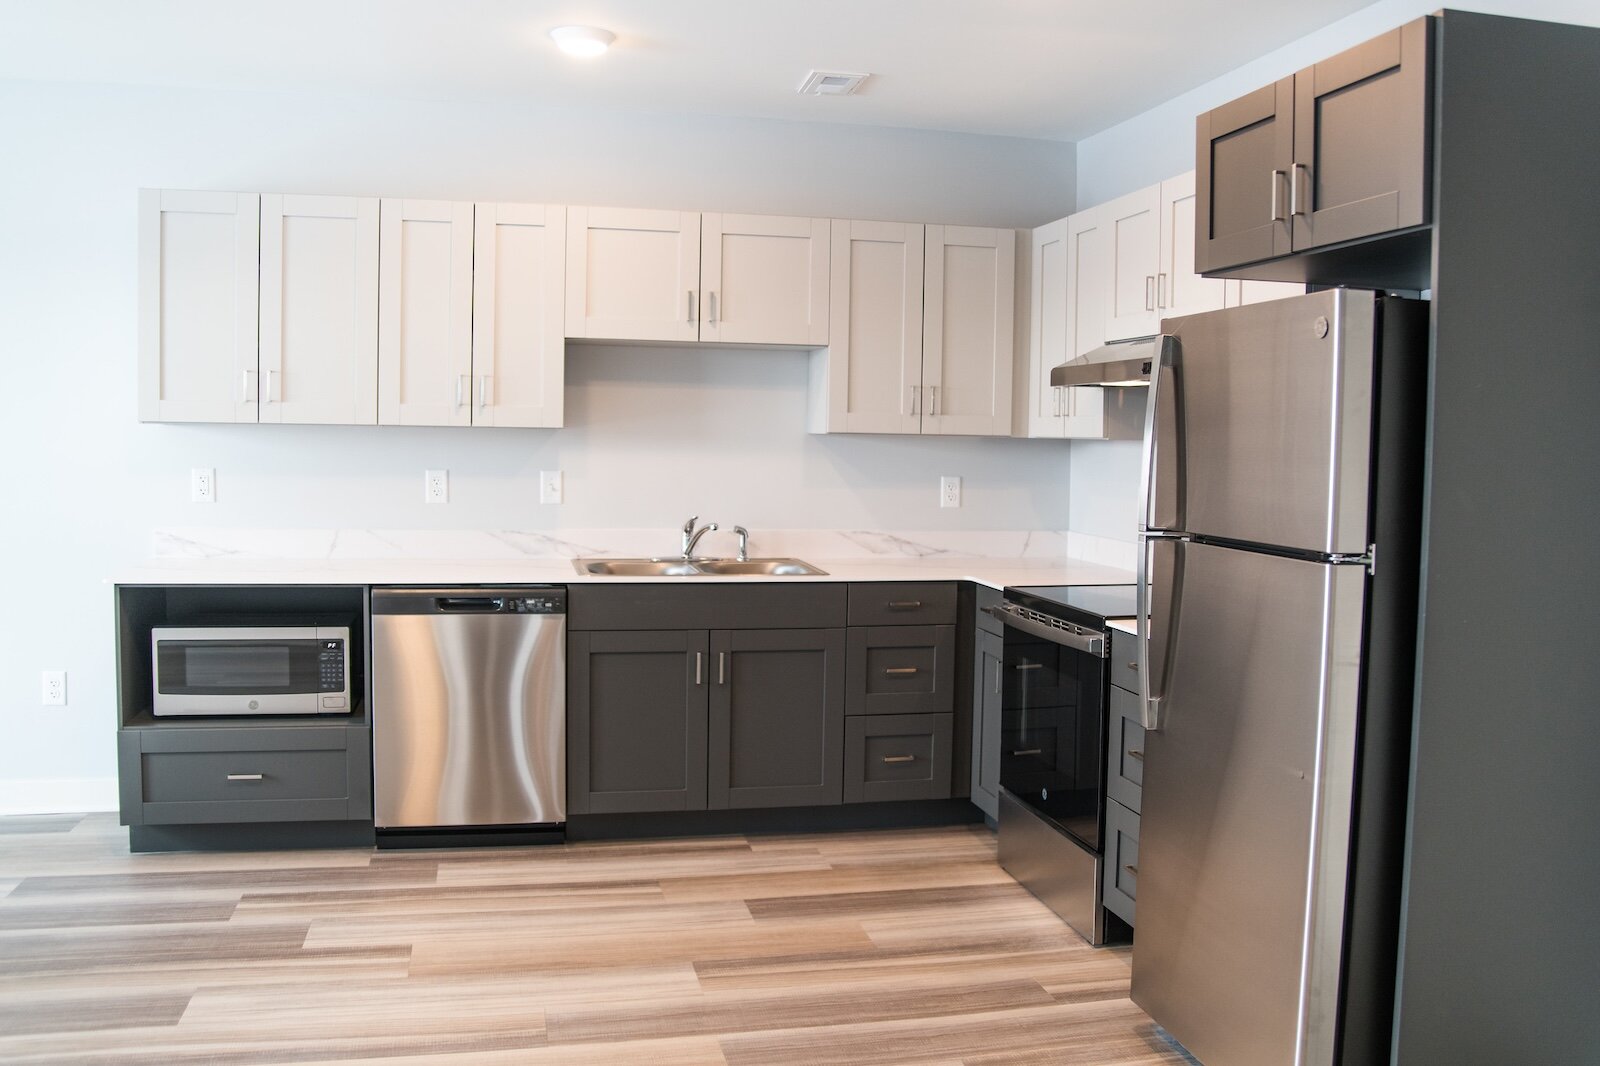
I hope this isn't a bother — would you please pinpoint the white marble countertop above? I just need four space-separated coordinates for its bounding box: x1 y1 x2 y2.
1108 617 1139 635
115 555 1135 591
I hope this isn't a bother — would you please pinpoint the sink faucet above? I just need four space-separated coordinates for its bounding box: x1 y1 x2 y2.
681 515 718 559
733 526 750 562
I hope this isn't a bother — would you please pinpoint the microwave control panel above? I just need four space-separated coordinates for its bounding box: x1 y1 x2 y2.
318 639 346 692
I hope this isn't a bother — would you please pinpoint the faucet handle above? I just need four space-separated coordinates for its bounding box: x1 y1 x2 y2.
682 515 699 534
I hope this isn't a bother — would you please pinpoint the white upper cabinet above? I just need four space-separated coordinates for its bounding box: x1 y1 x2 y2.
1026 216 1070 438
259 194 379 425
138 189 260 423
565 207 700 343
1103 184 1162 341
377 199 473 427
812 219 925 434
700 213 829 346
472 203 567 428
1061 203 1124 439
1158 171 1229 320
922 225 1014 436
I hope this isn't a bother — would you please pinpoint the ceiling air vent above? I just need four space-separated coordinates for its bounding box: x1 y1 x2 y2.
798 70 870 96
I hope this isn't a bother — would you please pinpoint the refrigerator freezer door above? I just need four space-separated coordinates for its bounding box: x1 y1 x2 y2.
1158 289 1376 555
1131 540 1367 1066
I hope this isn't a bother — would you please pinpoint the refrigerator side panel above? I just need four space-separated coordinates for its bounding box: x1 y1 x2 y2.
1160 289 1375 555
1132 540 1367 1066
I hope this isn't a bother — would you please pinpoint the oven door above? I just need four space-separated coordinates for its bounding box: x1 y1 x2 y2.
152 626 348 715
991 604 1108 852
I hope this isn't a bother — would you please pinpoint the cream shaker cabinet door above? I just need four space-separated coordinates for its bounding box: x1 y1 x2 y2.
259 194 379 425
1061 203 1113 439
1157 172 1228 321
1026 216 1069 439
377 199 473 427
700 213 829 346
565 207 700 343
472 203 567 428
1102 183 1162 343
922 225 1014 437
138 189 260 423
818 219 925 435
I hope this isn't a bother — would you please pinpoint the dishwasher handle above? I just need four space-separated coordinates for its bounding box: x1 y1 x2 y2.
370 588 567 615
435 596 506 613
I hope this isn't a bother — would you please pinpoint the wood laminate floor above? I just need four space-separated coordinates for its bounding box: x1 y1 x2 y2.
0 814 1195 1065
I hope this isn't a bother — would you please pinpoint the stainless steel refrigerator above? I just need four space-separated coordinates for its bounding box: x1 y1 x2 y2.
1130 289 1428 1066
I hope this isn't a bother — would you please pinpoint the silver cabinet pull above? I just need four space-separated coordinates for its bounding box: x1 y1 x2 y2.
241 369 257 403
883 666 919 676
930 385 939 416
1156 273 1168 309
694 651 703 686
477 375 491 408
226 773 264 782
1270 169 1287 221
1128 661 1139 671
1127 749 1144 761
1012 748 1043 757
1014 662 1043 671
1145 275 1155 311
1123 864 1139 877
455 374 468 408
1291 162 1309 216
265 369 280 403
882 754 916 764
709 291 718 325
718 651 726 685
909 384 919 416
687 290 696 323
886 601 922 611
993 659 1001 694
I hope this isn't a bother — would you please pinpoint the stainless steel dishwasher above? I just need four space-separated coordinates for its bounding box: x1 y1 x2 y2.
371 588 565 845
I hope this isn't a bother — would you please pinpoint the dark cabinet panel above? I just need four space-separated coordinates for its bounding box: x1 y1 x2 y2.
846 625 956 716
1106 684 1145 815
1196 77 1294 273
708 628 846 809
843 713 954 804
970 629 1004 819
847 582 958 627
568 630 708 814
1104 797 1140 926
569 583 846 631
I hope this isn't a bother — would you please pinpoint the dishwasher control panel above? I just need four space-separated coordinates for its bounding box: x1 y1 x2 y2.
510 594 565 614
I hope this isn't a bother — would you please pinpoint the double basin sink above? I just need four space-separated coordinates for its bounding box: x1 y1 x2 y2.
574 557 828 577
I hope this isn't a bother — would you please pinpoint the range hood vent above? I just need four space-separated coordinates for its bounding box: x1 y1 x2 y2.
1051 336 1158 387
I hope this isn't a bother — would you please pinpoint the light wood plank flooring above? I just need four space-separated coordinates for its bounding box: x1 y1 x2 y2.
0 813 1194 1065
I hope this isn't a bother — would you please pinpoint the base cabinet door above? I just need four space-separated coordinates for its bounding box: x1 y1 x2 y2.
567 630 709 814
970 629 1004 819
708 628 846 809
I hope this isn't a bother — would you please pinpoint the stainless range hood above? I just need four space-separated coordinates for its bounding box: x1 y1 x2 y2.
1050 336 1159 388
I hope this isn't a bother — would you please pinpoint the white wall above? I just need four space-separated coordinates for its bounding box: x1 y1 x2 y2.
0 79 1078 810
1064 0 1600 544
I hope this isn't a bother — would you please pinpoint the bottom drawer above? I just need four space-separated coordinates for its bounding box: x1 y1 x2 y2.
1103 797 1140 925
143 749 349 804
843 713 953 803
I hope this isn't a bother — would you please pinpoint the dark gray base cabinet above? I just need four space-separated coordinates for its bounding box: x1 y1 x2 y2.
845 625 956 716
970 628 1004 819
568 627 847 815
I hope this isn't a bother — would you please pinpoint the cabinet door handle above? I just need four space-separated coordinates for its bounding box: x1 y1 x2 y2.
930 385 939 416
688 290 697 324
1051 387 1059 417
455 374 468 408
1011 748 1043 757
1270 169 1287 222
265 369 280 403
1014 662 1043 671
718 651 726 685
909 384 919 416
993 659 1002 694
1127 749 1144 761
241 369 257 403
1128 661 1139 671
708 291 718 325
1156 273 1168 309
1123 864 1139 877
477 376 491 408
882 754 917 764
883 666 919 676
886 601 922 611
226 773 264 782
1145 275 1155 311
1291 163 1309 217
694 651 703 686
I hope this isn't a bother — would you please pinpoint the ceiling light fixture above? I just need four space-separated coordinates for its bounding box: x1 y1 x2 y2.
549 25 616 58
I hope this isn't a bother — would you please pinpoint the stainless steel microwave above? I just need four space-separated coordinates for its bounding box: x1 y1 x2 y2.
151 625 351 716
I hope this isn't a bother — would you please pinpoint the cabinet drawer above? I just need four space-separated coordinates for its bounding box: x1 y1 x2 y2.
1103 797 1140 926
1110 627 1140 694
143 748 349 805
1106 685 1145 814
847 583 957 626
846 625 955 716
843 713 954 803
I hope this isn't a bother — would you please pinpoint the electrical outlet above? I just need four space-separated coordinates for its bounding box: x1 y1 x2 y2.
191 467 215 503
539 470 563 505
424 469 448 504
42 670 66 706
939 476 962 508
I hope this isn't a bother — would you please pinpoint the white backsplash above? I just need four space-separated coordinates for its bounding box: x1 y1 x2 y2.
150 527 1136 568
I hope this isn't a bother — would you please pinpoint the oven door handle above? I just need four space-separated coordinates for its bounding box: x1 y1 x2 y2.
985 603 1107 657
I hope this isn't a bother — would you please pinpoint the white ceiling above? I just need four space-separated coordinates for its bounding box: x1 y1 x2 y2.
0 0 1377 141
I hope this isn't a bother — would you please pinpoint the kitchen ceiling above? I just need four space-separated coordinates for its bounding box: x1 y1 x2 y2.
0 0 1377 141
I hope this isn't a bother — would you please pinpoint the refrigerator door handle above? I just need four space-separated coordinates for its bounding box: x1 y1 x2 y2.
1138 335 1183 533
1137 534 1184 731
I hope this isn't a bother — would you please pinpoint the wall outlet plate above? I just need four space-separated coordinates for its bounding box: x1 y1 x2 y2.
424 469 448 504
940 476 962 508
539 470 563 505
191 467 215 503
42 670 66 706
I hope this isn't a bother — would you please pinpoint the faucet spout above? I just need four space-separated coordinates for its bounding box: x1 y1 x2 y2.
682 521 718 560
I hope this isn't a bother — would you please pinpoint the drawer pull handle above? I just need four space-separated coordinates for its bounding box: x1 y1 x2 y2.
1123 864 1139 877
1127 749 1144 761
1128 661 1139 671
226 773 264 782
881 754 917 764
1012 748 1043 757
1014 662 1043 671
886 601 922 610
883 666 919 676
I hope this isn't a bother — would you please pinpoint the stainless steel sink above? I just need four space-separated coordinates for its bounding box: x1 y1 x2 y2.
573 557 827 577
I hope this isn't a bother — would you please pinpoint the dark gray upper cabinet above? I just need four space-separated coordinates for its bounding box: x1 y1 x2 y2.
708 628 846 810
1197 17 1432 276
567 629 709 815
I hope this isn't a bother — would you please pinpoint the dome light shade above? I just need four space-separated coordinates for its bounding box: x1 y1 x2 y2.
549 25 615 58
